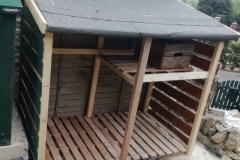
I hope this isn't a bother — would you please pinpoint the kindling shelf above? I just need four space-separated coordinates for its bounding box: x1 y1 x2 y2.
97 55 209 85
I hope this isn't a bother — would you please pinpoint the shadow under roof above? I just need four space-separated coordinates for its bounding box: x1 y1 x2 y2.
34 0 240 41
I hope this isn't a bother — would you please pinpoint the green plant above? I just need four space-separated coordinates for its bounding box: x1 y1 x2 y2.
221 41 240 69
197 0 234 25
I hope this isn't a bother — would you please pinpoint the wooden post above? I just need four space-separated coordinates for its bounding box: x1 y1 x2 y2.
38 32 53 160
186 42 225 155
86 37 104 117
143 82 154 112
120 38 152 160
54 35 64 117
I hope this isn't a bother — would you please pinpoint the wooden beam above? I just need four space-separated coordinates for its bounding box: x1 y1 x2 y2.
118 80 125 112
38 32 53 160
120 38 152 160
186 42 225 155
97 55 134 85
54 55 63 117
52 48 134 55
86 37 104 117
25 0 47 34
143 71 208 82
143 82 154 112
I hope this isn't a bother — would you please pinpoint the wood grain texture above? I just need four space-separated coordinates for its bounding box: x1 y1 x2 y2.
46 112 186 159
152 88 195 123
150 99 192 136
155 82 199 111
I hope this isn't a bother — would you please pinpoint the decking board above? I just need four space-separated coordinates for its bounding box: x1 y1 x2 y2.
46 112 186 160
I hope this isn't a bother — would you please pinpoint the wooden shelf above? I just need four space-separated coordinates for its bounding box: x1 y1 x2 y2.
97 55 209 85
46 111 186 160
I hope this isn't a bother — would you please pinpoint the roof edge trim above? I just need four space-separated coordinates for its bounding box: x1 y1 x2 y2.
224 25 240 42
25 0 47 34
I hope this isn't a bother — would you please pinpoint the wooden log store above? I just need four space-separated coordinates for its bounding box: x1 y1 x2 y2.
19 0 240 159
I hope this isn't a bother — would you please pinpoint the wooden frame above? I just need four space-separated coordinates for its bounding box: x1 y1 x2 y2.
143 71 208 82
86 37 104 117
120 38 152 159
52 48 134 55
24 0 47 34
97 55 135 85
38 32 53 159
21 3 232 159
186 42 225 155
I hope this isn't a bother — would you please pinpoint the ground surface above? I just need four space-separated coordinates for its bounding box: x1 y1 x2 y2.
161 141 231 160
218 70 240 82
0 105 28 160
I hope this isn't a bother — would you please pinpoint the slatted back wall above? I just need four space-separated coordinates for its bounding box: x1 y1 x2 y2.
19 6 44 160
190 41 216 86
49 35 138 117
148 41 216 145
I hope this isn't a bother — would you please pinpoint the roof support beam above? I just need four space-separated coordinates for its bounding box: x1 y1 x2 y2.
186 42 225 155
52 48 134 55
120 38 152 160
25 0 47 34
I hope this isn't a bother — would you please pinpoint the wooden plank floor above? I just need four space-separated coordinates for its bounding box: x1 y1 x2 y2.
46 111 186 160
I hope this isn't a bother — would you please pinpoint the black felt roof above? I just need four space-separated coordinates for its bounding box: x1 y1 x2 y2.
34 0 240 41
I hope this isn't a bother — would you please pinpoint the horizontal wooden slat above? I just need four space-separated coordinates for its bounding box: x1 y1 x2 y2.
22 22 43 57
144 71 208 82
152 88 195 123
53 48 134 55
168 81 202 99
20 86 40 129
20 95 39 143
155 82 199 111
19 104 38 160
22 37 43 76
22 53 42 96
193 40 215 58
148 109 189 144
193 79 205 86
21 70 41 113
150 99 192 136
190 55 211 71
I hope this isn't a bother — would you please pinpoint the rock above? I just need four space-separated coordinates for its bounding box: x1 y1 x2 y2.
235 146 240 154
225 67 231 71
228 152 240 160
225 132 240 150
209 126 218 136
197 132 223 158
200 119 207 131
211 131 228 143
233 68 240 72
202 118 218 135
219 63 223 69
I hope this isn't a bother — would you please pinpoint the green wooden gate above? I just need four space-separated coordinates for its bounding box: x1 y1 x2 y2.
211 80 240 111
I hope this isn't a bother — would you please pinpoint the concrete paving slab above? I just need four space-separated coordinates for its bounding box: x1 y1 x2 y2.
0 104 28 160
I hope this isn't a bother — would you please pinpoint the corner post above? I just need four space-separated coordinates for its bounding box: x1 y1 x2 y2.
86 37 104 117
38 32 53 160
186 42 225 155
120 38 152 160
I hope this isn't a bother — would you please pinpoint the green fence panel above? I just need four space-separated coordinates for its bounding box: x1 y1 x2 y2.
211 80 240 111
